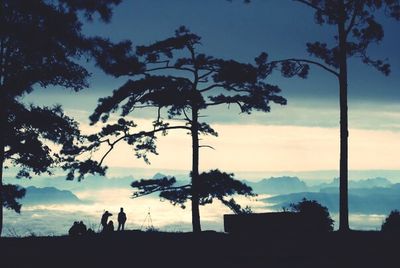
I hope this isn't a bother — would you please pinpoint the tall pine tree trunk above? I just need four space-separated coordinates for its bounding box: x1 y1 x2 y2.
0 143 3 237
0 99 4 237
191 107 201 233
338 1 350 232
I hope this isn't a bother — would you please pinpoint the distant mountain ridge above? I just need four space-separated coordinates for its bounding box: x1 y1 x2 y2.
7 174 397 212
6 173 400 217
5 175 136 192
247 176 394 195
311 177 392 191
245 176 308 194
5 171 395 194
242 176 400 214
263 183 400 214
20 186 83 205
4 173 191 192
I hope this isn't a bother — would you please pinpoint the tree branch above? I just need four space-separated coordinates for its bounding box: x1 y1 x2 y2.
131 105 158 109
199 145 215 150
271 58 339 77
205 100 245 113
293 0 326 14
198 69 216 80
345 0 360 37
199 83 225 92
200 83 248 93
144 66 195 74
96 125 192 165
182 108 192 122
132 184 191 198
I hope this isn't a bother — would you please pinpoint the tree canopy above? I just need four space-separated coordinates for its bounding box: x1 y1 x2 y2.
88 26 308 161
0 0 122 236
85 26 308 231
131 169 255 214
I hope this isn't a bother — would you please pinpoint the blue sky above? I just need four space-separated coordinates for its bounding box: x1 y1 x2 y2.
24 0 400 175
79 0 400 101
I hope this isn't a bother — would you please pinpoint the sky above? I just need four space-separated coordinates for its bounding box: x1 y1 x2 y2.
5 1 400 235
24 0 400 179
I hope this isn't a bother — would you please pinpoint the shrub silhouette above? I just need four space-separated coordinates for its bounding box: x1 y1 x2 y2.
290 198 334 232
381 210 400 233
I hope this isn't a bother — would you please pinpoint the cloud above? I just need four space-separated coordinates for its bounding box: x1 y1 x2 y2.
200 100 400 131
76 117 400 172
66 98 400 133
2 188 387 236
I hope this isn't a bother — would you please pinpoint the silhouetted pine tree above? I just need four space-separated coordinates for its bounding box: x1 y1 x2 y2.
238 0 400 232
88 27 308 232
131 169 256 214
289 0 399 232
0 0 122 236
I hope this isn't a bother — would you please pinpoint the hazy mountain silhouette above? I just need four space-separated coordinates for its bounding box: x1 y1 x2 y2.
311 177 392 191
7 173 399 215
264 184 400 214
4 172 194 192
5 175 135 192
7 173 395 195
20 186 83 205
244 176 393 195
245 176 308 194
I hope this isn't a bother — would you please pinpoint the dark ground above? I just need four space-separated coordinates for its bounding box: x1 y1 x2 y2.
0 230 398 268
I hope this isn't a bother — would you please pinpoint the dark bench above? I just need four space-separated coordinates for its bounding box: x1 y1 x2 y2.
224 212 315 234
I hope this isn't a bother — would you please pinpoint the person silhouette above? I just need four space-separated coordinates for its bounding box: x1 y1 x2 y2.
68 221 87 236
107 220 114 232
68 221 79 236
101 210 112 231
117 207 127 231
78 221 87 234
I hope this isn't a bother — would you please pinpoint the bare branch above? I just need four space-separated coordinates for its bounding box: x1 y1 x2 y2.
98 143 114 166
271 58 339 77
199 83 225 92
155 107 162 126
199 83 248 93
131 105 157 109
293 0 326 14
199 145 215 150
187 44 200 96
132 184 191 199
205 100 245 113
345 1 360 37
146 60 170 66
145 66 195 74
96 125 192 165
198 69 215 80
182 108 192 122
98 136 126 166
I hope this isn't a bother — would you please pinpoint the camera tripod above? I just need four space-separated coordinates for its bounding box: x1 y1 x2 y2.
140 208 154 231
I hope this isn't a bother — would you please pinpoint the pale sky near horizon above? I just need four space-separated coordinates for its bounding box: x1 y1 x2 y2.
23 0 400 175
97 122 400 172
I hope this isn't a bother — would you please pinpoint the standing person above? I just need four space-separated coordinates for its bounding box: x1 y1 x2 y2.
101 210 112 231
117 207 127 231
